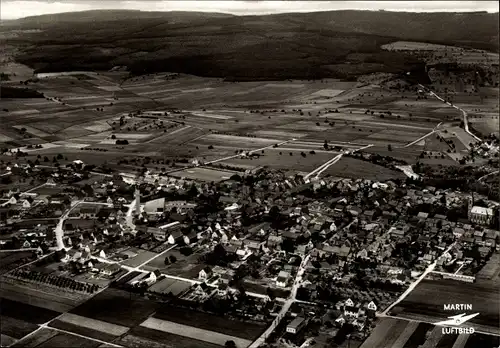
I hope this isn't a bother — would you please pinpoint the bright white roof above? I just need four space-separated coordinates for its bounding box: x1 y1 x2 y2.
471 206 493 215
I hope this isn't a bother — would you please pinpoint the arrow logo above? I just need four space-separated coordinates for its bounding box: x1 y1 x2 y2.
435 313 479 326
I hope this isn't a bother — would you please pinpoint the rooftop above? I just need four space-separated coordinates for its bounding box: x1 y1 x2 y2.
470 206 494 215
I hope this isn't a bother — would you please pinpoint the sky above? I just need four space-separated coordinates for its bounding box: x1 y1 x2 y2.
1 1 499 20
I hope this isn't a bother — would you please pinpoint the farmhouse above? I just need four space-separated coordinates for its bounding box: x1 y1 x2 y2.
199 267 213 281
286 317 306 334
276 270 290 288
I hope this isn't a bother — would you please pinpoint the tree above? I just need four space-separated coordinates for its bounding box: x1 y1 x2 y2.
323 140 329 150
388 144 392 151
111 134 116 139
169 255 177 263
164 257 170 265
225 340 237 348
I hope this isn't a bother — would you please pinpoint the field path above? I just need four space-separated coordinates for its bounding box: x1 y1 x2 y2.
418 84 481 142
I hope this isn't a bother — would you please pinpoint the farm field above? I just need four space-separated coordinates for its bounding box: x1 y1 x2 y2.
119 326 222 348
391 278 500 335
30 331 101 348
169 167 237 182
358 317 411 348
219 149 342 173
0 297 60 346
142 247 207 279
2 70 495 179
476 252 500 283
70 288 160 327
0 297 61 324
322 156 406 181
360 317 499 348
153 304 267 341
49 319 119 343
10 328 59 348
140 317 252 348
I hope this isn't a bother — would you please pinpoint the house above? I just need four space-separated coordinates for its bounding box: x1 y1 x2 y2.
366 301 377 313
217 283 229 297
276 270 290 288
96 263 121 276
192 282 212 297
417 212 429 220
286 317 306 335
79 206 99 218
166 229 182 245
244 239 262 250
22 200 32 209
389 226 407 238
199 267 213 281
148 227 166 241
183 231 197 245
363 210 375 222
267 234 283 247
219 272 233 285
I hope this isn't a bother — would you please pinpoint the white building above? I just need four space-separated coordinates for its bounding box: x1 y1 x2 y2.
286 317 306 334
469 206 494 226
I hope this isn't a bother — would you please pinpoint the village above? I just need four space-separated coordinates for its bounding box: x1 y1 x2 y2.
0 155 498 347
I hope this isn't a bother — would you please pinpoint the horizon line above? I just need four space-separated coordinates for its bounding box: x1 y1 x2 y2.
3 8 499 21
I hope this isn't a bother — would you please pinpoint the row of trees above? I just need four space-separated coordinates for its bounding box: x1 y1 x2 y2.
9 269 99 293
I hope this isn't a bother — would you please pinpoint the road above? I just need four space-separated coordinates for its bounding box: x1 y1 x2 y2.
123 198 138 233
249 254 310 348
395 165 420 180
403 122 443 148
479 170 499 181
304 144 373 181
418 84 481 142
54 200 113 250
204 138 297 165
54 200 83 250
